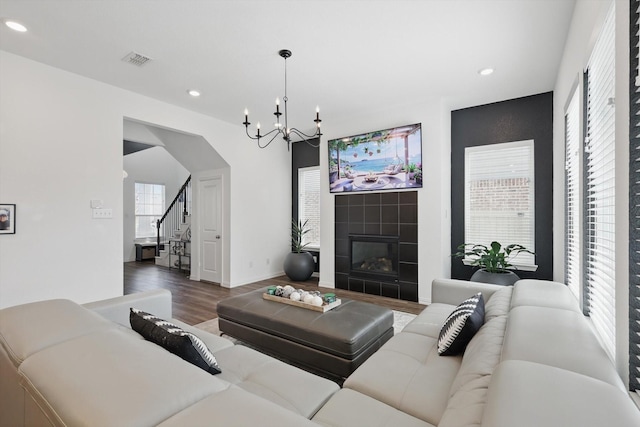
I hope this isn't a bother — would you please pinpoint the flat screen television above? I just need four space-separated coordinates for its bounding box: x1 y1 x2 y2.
328 123 422 193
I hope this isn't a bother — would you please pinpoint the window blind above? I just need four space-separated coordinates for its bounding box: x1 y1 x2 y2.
629 0 640 393
464 140 535 267
135 182 165 238
565 90 581 299
584 2 616 360
298 166 321 248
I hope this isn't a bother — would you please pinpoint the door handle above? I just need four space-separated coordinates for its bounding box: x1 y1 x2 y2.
216 235 221 239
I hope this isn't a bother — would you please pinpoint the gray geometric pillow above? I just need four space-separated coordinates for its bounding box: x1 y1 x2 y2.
437 293 485 356
129 308 221 374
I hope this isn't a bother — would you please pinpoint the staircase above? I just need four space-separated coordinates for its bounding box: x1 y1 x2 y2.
155 176 191 270
155 215 191 270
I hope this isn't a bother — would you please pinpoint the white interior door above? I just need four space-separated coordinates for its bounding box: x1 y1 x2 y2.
199 177 222 283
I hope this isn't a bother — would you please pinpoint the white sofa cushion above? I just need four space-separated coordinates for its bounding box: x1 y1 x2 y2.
402 303 456 338
158 385 320 427
0 299 116 367
312 388 434 427
19 328 230 427
502 305 625 390
344 326 461 425
448 315 507 396
213 344 338 418
482 360 640 427
439 375 491 427
510 279 580 312
438 315 508 427
483 286 513 321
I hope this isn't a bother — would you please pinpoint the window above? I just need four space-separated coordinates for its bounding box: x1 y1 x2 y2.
464 140 535 268
583 2 615 360
298 166 320 249
630 0 640 394
135 182 165 238
565 89 581 299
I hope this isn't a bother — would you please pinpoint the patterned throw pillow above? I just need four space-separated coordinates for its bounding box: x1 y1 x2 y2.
129 308 221 375
438 293 485 356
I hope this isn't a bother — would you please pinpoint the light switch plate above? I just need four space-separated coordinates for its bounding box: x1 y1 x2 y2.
92 208 113 219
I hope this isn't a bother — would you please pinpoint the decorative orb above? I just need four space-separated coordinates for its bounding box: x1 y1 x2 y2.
299 291 309 301
282 287 293 298
274 286 285 297
290 291 301 301
284 285 295 293
311 296 323 306
303 293 315 304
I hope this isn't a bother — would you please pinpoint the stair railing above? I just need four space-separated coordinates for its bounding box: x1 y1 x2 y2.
156 175 191 255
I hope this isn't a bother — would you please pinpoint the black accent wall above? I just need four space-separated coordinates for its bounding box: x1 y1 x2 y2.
450 92 553 281
335 191 418 302
292 140 320 272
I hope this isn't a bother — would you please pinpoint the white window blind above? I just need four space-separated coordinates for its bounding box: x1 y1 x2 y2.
298 166 321 248
629 0 640 393
464 140 535 268
565 89 581 299
584 2 615 360
135 182 165 238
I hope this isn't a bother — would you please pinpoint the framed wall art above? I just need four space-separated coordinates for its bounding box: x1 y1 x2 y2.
0 204 16 234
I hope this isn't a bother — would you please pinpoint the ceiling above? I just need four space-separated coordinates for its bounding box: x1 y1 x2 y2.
0 0 576 133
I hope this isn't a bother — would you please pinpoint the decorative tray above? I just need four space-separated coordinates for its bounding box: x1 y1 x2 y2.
262 293 342 313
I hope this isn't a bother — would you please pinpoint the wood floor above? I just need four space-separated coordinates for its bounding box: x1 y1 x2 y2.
124 261 427 325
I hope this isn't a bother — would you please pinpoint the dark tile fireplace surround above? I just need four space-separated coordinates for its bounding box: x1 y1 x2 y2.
335 191 418 302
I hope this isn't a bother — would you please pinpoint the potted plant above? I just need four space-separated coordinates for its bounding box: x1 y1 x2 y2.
415 163 422 184
453 241 534 286
406 163 417 180
283 219 315 281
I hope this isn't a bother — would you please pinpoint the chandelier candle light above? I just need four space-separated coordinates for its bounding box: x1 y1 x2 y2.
243 49 322 150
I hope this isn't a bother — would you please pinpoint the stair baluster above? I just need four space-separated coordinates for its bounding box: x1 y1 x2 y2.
156 175 191 256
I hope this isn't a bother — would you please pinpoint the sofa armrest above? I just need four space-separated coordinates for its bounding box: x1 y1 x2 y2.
432 278 504 305
82 289 172 328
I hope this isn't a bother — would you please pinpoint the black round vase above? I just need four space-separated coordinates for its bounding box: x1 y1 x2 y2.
470 269 520 286
283 251 315 281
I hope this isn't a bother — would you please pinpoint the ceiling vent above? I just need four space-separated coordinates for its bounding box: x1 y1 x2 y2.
122 51 152 67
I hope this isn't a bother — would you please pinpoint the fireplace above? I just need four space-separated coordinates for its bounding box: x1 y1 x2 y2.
335 191 418 301
350 235 399 282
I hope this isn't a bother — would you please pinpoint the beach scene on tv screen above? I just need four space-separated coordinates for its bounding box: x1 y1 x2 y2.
328 123 422 193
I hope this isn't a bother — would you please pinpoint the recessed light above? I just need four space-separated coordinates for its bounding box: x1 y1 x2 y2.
478 68 494 76
5 20 27 32
187 90 201 97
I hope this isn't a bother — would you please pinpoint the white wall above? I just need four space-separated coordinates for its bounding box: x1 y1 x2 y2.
319 99 450 304
552 0 629 386
123 146 190 262
0 51 290 308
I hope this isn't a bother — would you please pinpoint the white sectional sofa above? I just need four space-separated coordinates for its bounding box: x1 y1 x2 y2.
313 279 640 426
1 279 639 426
0 289 338 426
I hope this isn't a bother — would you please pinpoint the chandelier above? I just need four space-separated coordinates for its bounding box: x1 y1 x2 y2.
243 49 322 150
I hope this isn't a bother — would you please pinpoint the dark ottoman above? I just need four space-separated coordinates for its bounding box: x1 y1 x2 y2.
217 288 394 380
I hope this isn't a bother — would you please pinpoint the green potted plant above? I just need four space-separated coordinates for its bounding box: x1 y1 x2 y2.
453 241 534 285
406 163 417 180
283 219 315 281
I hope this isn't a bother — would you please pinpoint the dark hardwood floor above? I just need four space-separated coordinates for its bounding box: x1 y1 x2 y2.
124 261 427 325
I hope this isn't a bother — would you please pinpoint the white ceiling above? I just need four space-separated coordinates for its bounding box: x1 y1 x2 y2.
0 0 576 133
